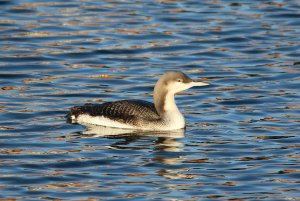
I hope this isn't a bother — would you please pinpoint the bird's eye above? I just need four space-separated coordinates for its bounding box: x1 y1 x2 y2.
177 79 182 82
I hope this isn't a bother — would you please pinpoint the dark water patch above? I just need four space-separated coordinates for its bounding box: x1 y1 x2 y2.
54 51 96 59
286 52 300 58
0 0 11 6
274 44 300 52
0 176 49 185
0 73 35 79
46 2 79 8
0 64 64 72
82 7 112 13
266 13 300 19
119 33 179 40
0 55 58 62
8 7 36 14
178 30 211 38
42 93 104 99
210 28 258 37
248 35 270 41
32 25 77 33
94 48 139 55
0 22 19 27
148 44 204 53
0 35 90 43
191 51 230 58
241 49 269 54
222 37 249 43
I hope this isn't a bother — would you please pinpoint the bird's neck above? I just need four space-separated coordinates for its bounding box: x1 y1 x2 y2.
154 89 185 127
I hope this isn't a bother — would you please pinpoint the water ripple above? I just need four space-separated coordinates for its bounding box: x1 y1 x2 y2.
0 0 300 200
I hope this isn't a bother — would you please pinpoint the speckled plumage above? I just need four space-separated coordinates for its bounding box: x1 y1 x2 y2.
67 99 161 127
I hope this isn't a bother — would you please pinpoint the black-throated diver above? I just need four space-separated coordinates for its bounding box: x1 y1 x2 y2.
67 71 209 130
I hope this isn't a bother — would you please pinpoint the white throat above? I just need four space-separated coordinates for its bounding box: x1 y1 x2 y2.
161 92 185 129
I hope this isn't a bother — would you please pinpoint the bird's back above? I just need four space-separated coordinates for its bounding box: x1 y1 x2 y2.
67 99 160 127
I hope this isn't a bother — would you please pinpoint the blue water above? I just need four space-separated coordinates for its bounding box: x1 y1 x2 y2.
1 0 300 200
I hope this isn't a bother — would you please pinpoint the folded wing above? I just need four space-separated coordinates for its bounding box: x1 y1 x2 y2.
67 100 160 125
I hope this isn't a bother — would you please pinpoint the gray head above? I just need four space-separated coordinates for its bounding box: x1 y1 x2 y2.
153 71 208 115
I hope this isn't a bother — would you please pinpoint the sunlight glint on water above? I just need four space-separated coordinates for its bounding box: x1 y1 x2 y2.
0 0 300 200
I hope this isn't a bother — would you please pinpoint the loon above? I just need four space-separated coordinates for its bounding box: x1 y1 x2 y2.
67 71 209 131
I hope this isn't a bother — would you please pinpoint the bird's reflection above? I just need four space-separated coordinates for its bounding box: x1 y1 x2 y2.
75 123 185 152
81 124 185 138
73 124 189 180
78 124 185 150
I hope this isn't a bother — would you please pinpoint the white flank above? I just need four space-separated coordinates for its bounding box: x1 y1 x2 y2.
74 114 184 131
76 114 135 129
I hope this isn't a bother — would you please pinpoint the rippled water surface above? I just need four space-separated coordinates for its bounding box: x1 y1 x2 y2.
1 0 300 200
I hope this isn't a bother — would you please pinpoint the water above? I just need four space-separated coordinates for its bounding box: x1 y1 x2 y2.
1 0 300 200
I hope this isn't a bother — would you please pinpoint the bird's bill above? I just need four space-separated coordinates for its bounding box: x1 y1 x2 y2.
191 81 209 87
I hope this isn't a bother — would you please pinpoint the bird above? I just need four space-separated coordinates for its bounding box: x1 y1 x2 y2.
66 71 209 130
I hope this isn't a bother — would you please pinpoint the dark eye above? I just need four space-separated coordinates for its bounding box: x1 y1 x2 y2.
177 79 182 82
